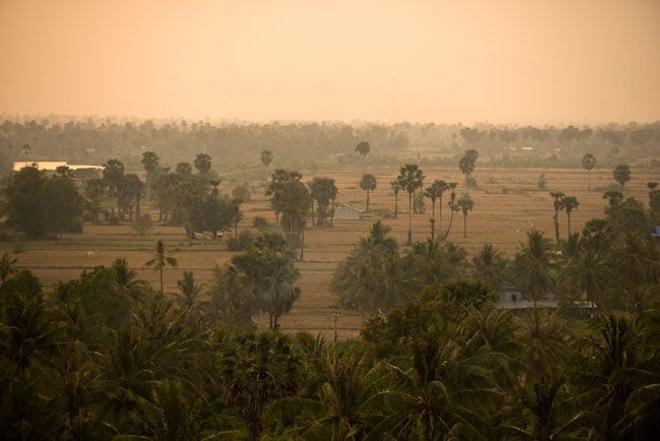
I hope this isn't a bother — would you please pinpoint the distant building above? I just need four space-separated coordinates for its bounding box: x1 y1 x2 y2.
333 204 361 220
496 284 597 316
13 161 103 172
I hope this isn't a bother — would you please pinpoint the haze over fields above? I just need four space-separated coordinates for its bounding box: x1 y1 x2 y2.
1 0 659 124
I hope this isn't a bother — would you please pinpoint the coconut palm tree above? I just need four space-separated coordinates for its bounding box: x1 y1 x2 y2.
561 195 579 236
549 191 565 244
457 193 475 238
582 153 596 191
397 164 425 245
472 244 508 295
145 240 178 295
559 248 607 307
176 270 202 312
574 314 658 440
111 257 146 301
513 230 555 307
424 179 449 240
359 174 377 212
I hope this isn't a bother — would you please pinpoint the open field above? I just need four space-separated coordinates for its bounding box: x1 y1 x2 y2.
2 165 658 337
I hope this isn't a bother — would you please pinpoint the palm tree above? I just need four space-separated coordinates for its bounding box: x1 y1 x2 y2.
503 378 590 441
359 174 377 212
575 314 656 440
209 179 222 196
193 153 212 174
603 190 623 207
561 195 579 236
424 179 449 240
459 149 479 188
355 141 370 171
390 178 402 219
549 191 565 244
513 230 555 307
442 182 459 240
141 151 159 203
176 270 202 312
457 193 475 238
0 252 17 285
145 240 178 295
582 153 596 191
111 257 145 300
260 149 273 181
397 164 424 245
613 164 631 189
472 244 507 295
559 248 607 307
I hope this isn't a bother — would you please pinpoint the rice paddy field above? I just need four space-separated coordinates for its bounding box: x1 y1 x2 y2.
2 165 658 338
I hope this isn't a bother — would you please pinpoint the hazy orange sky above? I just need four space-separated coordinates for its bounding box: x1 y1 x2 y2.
1 0 659 124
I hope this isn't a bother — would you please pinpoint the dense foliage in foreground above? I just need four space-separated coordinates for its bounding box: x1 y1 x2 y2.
1 252 659 440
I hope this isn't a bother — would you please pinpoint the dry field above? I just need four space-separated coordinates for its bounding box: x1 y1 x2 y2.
3 165 658 337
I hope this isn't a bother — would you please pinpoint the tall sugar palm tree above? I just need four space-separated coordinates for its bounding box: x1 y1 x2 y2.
603 190 623 207
613 164 631 189
359 174 377 212
549 191 565 244
397 164 424 245
561 195 579 236
145 240 178 295
260 149 273 182
457 193 475 238
582 153 596 191
424 179 449 240
355 141 370 172
442 182 459 240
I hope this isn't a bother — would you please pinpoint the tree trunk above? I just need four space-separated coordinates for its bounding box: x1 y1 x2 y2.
159 267 164 296
394 193 398 218
431 199 436 240
366 190 370 212
587 169 591 191
407 192 413 245
463 213 467 238
444 204 455 240
438 196 443 236
567 213 572 236
300 228 305 261
135 195 141 219
553 210 560 244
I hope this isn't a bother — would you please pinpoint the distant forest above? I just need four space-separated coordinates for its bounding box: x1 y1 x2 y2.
1 118 659 175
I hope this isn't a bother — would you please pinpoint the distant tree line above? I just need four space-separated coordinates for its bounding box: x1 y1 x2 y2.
2 118 659 177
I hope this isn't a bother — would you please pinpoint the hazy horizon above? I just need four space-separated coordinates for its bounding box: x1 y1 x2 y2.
2 0 659 125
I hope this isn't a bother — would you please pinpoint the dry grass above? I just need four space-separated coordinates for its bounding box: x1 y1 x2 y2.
2 165 657 335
